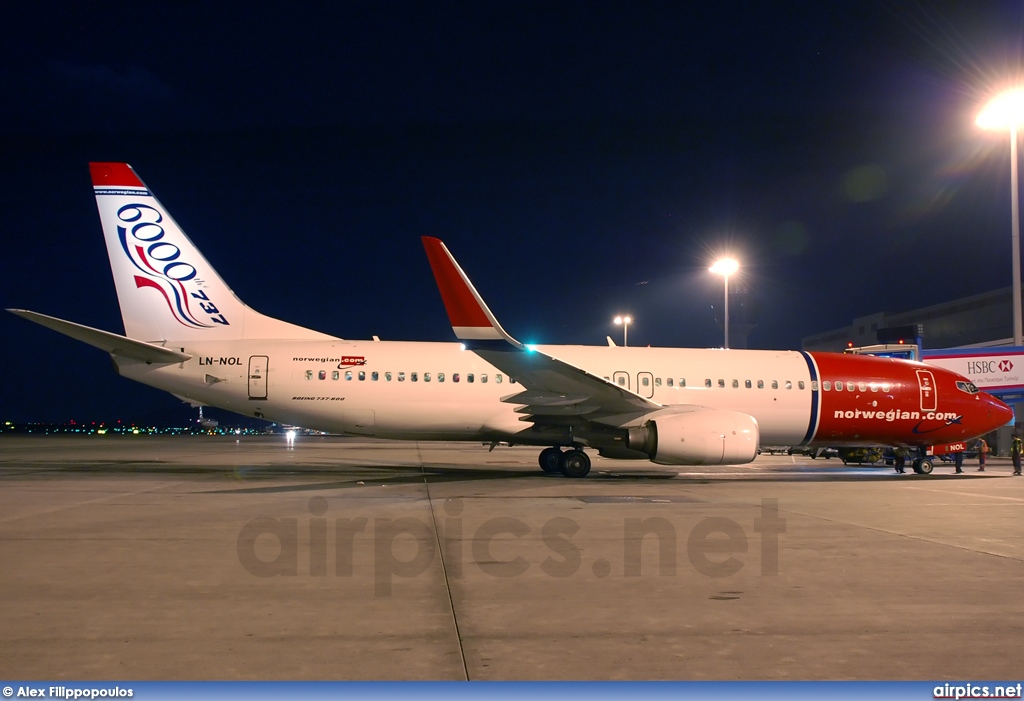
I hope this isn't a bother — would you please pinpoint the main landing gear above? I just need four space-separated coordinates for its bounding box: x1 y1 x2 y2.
538 447 592 478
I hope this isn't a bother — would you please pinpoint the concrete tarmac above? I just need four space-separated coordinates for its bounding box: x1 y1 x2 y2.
1 435 1022 680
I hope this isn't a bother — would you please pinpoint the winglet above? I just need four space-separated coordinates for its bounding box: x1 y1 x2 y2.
421 237 522 348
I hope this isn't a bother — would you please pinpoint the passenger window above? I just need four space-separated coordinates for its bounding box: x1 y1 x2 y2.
411 372 418 382
398 372 406 382
869 383 877 392
771 380 779 389
358 371 365 381
318 370 327 380
785 380 792 389
705 379 712 388
882 382 891 392
667 378 674 387
617 376 626 387
468 373 474 383
847 382 855 392
424 372 431 382
453 373 460 383
858 382 866 392
835 381 842 392
655 377 662 387
823 381 831 391
757 380 764 389
345 370 352 381
305 370 313 381
718 379 725 388
642 376 650 387
385 372 392 381
438 372 445 382
745 380 752 389
680 378 686 388
809 381 817 391
731 379 739 388
496 374 503 383
371 371 379 381
332 370 340 381
481 374 488 383
799 381 805 390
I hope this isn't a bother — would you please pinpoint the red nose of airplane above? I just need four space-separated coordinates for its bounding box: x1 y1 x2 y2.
984 394 1014 433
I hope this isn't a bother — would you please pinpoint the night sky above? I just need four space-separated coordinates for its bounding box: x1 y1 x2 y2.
3 1 1024 423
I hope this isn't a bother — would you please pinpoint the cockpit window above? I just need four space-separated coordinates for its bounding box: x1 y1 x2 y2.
956 381 980 394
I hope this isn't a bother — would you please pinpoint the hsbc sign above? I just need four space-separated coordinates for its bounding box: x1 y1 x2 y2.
926 352 1024 391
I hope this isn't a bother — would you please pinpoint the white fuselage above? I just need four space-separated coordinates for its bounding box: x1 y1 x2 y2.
120 339 816 445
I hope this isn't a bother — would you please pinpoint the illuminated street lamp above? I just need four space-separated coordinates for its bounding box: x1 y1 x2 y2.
977 88 1024 346
709 258 739 348
613 315 632 346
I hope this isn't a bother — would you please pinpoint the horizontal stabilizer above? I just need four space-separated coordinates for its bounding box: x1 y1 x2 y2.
7 309 192 364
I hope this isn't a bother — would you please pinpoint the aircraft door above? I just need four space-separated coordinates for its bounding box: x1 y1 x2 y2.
638 371 655 399
613 371 630 390
915 369 937 412
248 355 269 400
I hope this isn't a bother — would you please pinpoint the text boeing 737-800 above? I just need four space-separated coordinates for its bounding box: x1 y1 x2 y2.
7 163 1013 477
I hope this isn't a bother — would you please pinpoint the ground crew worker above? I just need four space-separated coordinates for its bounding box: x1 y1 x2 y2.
1012 434 1022 476
976 438 989 471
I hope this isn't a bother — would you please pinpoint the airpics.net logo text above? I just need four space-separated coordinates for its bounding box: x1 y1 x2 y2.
236 497 786 596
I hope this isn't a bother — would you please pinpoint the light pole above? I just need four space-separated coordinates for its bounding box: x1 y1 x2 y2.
709 258 739 348
978 88 1024 346
613 315 632 346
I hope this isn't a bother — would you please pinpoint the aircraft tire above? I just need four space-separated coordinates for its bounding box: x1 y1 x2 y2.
559 449 591 478
917 459 934 475
539 447 564 473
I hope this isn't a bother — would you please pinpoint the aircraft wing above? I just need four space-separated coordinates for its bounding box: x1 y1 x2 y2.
7 309 193 364
421 237 661 426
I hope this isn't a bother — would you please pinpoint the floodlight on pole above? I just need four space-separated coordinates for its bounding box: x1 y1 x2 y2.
978 88 1024 346
613 315 632 346
709 258 739 348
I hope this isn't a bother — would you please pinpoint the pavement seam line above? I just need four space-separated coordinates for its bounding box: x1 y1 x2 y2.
418 442 471 681
764 501 1024 564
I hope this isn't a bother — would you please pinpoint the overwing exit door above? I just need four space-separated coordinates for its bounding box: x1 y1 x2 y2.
248 355 268 400
613 371 630 390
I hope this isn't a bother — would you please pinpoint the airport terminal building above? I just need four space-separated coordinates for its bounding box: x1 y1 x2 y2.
801 287 1016 352
802 286 1024 453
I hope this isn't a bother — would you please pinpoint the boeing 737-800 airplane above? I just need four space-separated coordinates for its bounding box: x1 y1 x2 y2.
8 163 1013 477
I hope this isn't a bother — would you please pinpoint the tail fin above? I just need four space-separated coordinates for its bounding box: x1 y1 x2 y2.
91 163 333 342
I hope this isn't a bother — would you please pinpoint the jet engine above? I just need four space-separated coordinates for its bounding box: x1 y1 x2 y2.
626 409 759 465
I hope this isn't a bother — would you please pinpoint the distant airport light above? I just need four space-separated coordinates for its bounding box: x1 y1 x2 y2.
709 258 740 348
978 88 1024 346
613 315 632 346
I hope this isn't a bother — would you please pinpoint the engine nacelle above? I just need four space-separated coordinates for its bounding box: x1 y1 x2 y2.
626 409 759 465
